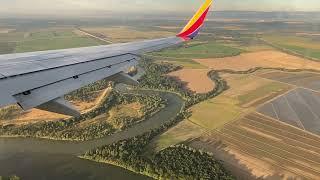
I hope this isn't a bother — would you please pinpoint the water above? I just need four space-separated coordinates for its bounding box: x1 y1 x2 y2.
0 151 148 180
0 91 184 180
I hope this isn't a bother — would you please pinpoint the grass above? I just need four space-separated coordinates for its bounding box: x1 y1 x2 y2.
0 32 26 42
146 120 205 153
148 71 293 152
148 41 243 69
152 42 244 59
281 44 320 59
81 26 175 43
167 60 207 69
262 34 320 60
0 42 16 54
149 56 207 69
189 95 246 130
189 112 320 179
0 28 105 54
221 73 293 107
237 82 292 107
108 103 142 120
14 29 104 53
0 105 22 121
76 102 142 130
214 113 320 179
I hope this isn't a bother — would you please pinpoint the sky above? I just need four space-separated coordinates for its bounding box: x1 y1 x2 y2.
1 0 320 16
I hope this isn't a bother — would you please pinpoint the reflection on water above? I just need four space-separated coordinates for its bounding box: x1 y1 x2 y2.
0 91 184 180
0 152 150 180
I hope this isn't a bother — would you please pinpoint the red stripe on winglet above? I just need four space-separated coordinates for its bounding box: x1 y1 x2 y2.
177 7 210 38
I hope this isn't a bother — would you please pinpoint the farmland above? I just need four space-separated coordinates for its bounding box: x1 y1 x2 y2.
258 88 320 135
147 41 243 69
220 73 293 108
0 28 105 54
80 26 175 43
168 69 214 93
189 112 320 179
151 71 293 153
195 50 320 71
146 120 205 153
256 70 320 91
187 73 292 130
152 41 243 59
254 70 320 136
262 35 320 60
2 14 320 179
14 29 104 53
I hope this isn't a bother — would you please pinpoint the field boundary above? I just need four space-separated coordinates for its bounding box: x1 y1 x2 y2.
260 38 320 62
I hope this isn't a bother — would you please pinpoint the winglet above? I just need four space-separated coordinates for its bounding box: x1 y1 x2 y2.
177 0 213 40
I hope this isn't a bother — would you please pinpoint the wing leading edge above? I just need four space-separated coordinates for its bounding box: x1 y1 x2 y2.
0 0 213 116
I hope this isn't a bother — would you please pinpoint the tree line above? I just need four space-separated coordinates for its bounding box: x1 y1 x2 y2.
82 58 234 179
65 78 110 102
0 89 166 141
138 56 229 108
82 110 234 180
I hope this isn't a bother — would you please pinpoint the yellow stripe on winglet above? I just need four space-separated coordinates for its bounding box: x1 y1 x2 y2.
181 0 213 33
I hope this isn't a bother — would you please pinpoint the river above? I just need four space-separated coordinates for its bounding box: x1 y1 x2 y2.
0 91 184 180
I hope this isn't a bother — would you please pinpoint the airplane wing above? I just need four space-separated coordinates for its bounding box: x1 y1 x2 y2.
0 0 213 116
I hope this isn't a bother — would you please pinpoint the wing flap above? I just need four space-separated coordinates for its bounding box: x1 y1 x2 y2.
37 97 81 117
14 59 138 111
0 93 17 108
0 54 138 96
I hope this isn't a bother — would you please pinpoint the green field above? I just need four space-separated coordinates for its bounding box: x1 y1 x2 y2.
280 44 320 59
146 95 249 150
0 29 105 54
152 41 243 59
237 82 292 107
147 55 207 69
189 95 246 130
149 41 243 69
146 120 205 153
262 35 320 60
15 29 104 53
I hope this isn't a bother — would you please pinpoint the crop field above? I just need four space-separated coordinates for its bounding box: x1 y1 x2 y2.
189 112 320 179
145 72 292 153
149 55 207 69
148 41 243 69
188 75 290 128
0 28 104 54
81 26 175 43
0 28 15 34
14 29 104 53
262 35 320 60
152 41 243 59
195 50 320 71
146 120 205 153
168 69 214 93
258 87 320 136
256 70 320 136
188 73 292 130
221 73 293 108
256 70 320 91
189 95 246 130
